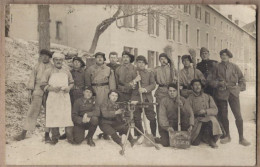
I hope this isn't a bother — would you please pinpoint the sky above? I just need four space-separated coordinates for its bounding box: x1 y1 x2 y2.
218 5 256 26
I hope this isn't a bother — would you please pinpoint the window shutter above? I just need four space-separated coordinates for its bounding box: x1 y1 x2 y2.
134 6 138 30
156 12 159 36
148 10 152 34
172 18 175 40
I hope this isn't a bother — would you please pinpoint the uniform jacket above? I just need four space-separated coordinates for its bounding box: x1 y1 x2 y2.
158 96 194 131
27 62 53 96
153 65 176 102
72 97 99 125
187 91 222 142
131 68 156 103
115 63 137 94
179 66 206 88
209 61 246 100
70 68 86 103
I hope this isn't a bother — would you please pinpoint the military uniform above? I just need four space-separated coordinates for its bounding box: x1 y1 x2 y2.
158 96 194 147
70 68 86 105
179 66 206 98
187 92 222 147
115 64 137 102
131 68 157 137
23 62 53 131
99 100 134 145
72 97 99 144
107 63 120 72
85 64 116 105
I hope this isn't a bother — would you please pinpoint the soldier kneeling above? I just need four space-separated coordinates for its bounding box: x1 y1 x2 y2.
158 83 194 147
99 90 135 148
72 87 99 146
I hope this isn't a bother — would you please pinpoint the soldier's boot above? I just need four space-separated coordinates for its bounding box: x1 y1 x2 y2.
86 138 96 147
44 132 51 143
220 134 231 144
220 118 231 144
14 130 27 141
59 133 67 140
236 120 251 146
111 133 123 148
103 133 110 140
150 120 157 138
49 138 58 145
208 139 218 148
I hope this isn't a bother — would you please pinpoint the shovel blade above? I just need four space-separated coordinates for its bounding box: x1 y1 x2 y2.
143 132 155 147
169 131 191 149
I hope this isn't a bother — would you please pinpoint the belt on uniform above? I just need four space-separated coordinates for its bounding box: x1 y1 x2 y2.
102 117 117 121
158 84 168 87
91 82 109 87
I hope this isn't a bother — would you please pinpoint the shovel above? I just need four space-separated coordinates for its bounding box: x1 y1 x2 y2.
169 55 191 149
137 71 155 146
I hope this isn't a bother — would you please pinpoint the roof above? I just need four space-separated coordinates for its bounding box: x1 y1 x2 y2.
243 21 256 35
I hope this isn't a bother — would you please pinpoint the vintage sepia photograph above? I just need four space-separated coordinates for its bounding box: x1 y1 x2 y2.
4 3 257 166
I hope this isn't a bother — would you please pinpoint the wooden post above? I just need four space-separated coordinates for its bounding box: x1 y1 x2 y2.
38 5 50 52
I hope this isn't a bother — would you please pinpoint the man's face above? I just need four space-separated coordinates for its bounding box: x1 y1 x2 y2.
53 58 63 68
200 51 209 60
96 55 104 65
83 90 93 99
109 54 118 64
41 54 50 64
192 82 202 93
136 60 146 70
182 58 191 67
122 55 130 64
168 87 177 98
220 53 229 62
109 92 118 102
159 57 168 66
73 60 81 69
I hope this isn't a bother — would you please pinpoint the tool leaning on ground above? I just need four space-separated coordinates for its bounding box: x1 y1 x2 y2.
169 55 191 149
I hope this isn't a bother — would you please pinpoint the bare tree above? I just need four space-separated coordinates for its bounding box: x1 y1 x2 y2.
38 5 50 52
89 5 177 54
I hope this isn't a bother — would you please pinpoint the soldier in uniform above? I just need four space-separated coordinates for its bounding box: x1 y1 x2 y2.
72 87 99 146
85 52 116 105
131 55 157 139
14 49 53 142
158 83 194 147
187 79 222 148
196 47 218 96
115 51 140 102
153 53 177 141
99 90 135 148
179 54 205 98
210 49 250 146
106 51 120 72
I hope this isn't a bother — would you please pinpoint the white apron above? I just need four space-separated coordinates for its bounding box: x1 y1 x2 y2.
46 72 74 127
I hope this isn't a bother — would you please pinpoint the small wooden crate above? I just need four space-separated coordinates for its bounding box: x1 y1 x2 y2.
169 131 191 149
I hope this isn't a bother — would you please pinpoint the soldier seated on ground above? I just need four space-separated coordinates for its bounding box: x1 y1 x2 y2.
72 87 99 146
158 83 194 147
187 79 222 148
98 90 135 148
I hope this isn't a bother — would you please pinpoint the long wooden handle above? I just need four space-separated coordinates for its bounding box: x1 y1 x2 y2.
137 71 148 132
177 56 181 131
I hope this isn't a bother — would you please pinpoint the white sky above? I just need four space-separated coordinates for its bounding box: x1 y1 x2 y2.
218 5 256 25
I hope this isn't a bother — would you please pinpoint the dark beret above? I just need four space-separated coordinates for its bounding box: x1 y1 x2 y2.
159 53 172 64
40 49 54 58
200 47 209 55
94 52 106 61
168 83 178 90
181 55 193 63
190 79 205 88
219 49 233 58
122 51 135 63
84 86 96 96
136 55 148 64
73 57 86 67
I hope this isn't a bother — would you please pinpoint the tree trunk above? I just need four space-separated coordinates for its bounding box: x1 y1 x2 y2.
89 30 101 54
38 5 50 52
5 4 10 37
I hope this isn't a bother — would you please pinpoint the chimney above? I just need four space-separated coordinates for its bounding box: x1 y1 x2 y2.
235 19 239 25
228 15 232 20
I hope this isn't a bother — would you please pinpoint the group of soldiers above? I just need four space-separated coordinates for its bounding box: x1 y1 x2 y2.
14 46 251 149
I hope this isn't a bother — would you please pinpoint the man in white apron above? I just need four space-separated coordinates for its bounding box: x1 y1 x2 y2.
41 52 74 145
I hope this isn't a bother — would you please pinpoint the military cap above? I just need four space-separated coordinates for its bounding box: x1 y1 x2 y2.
122 51 135 63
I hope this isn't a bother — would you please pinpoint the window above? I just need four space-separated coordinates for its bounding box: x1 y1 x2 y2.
156 52 159 66
56 21 62 40
177 20 181 43
221 21 223 31
148 50 155 68
185 24 189 44
184 5 191 15
206 33 209 49
166 16 172 40
214 17 216 26
195 5 201 20
196 29 200 47
205 11 210 25
213 36 216 51
148 10 159 36
123 5 138 29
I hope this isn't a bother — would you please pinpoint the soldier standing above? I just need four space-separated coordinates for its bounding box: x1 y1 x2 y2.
210 49 250 146
131 55 157 139
106 51 120 72
14 49 53 142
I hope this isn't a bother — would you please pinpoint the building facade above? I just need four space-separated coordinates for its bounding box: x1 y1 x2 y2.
9 4 256 81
